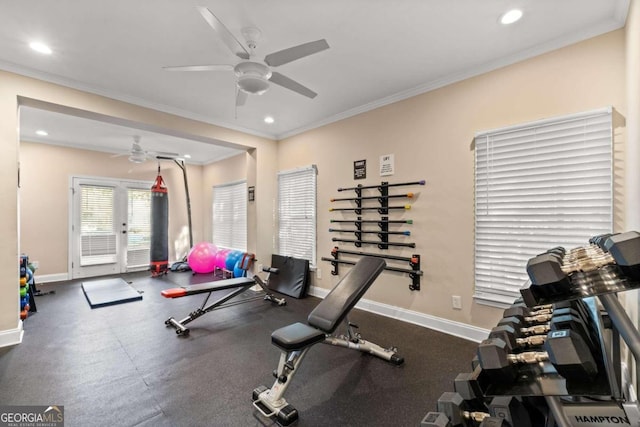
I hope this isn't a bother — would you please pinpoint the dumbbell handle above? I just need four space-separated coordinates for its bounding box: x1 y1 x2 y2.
560 253 614 273
566 244 609 260
529 308 552 316
507 351 549 364
521 324 550 335
462 411 489 423
515 335 546 347
524 313 552 323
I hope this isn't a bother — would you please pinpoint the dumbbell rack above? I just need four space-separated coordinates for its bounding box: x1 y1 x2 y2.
324 180 424 290
422 231 640 427
518 232 640 425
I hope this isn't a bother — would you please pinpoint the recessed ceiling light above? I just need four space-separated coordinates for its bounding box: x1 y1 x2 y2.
264 116 275 124
29 41 52 55
35 130 48 136
500 9 523 25
183 154 191 159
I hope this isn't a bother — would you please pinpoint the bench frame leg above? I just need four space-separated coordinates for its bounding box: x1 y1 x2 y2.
253 346 316 425
323 318 404 365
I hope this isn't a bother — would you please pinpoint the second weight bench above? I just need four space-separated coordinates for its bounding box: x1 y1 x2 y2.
252 256 404 426
162 267 286 336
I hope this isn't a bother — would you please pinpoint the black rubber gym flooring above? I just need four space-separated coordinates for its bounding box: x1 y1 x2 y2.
0 271 478 426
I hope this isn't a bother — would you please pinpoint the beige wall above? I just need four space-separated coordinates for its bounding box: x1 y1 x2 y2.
19 141 205 274
278 29 626 329
0 71 277 341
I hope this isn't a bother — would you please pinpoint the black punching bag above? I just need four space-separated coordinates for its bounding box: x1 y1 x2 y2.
150 168 168 277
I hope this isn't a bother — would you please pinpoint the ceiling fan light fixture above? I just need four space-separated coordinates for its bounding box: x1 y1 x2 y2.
237 74 270 95
128 154 146 164
235 61 272 95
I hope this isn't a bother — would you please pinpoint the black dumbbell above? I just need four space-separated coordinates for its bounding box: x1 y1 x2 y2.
495 311 599 355
437 392 485 426
590 233 615 250
527 232 640 287
499 305 595 341
454 366 487 409
488 325 546 352
604 231 640 280
421 412 452 427
437 392 530 427
504 299 590 321
477 330 597 383
551 312 600 356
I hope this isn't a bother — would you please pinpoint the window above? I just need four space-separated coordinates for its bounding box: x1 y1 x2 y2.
474 107 613 306
212 181 247 251
79 184 117 266
278 165 317 266
126 188 151 268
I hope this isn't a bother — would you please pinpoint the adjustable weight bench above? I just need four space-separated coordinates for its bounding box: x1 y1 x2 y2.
161 268 286 336
252 256 404 425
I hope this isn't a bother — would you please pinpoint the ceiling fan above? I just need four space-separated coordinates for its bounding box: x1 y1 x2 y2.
163 6 330 107
117 135 182 164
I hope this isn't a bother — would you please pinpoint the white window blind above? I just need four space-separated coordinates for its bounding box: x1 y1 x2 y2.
474 107 613 306
80 184 117 266
212 181 247 251
278 165 317 266
127 188 151 268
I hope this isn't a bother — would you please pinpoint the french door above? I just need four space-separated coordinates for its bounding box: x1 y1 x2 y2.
70 177 152 279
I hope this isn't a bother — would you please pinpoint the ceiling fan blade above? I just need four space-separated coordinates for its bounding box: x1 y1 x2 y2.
163 64 233 72
197 7 250 60
236 90 248 107
264 39 329 67
269 72 317 99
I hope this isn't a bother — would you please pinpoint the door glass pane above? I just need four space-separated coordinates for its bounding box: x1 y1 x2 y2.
80 184 117 266
127 188 151 267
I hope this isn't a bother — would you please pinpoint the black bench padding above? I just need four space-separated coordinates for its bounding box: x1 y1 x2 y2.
308 257 386 333
271 322 326 351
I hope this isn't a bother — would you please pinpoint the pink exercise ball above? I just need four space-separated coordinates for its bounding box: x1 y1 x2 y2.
187 242 218 274
214 248 231 269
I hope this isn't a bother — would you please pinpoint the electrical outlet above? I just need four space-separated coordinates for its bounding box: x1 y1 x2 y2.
316 268 322 279
257 264 263 272
452 295 462 310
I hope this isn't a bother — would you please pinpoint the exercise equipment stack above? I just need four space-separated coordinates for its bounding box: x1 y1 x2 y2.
422 231 640 426
323 179 425 290
19 255 30 320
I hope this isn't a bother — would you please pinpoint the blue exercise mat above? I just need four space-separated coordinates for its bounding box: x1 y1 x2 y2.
81 278 142 308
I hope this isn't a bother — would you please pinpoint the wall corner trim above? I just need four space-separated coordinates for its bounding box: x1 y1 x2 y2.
308 286 490 343
0 321 24 349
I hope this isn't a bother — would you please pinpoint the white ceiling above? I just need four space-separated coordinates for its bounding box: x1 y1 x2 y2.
1 0 630 164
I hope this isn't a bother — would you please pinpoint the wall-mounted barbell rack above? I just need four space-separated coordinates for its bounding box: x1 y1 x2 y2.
321 247 423 291
326 179 425 290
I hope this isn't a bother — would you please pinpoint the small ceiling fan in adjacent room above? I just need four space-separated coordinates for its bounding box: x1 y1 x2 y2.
115 135 183 164
162 6 330 107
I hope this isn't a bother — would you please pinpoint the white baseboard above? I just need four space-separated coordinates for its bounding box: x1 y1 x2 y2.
308 286 490 343
0 320 24 348
36 273 69 284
